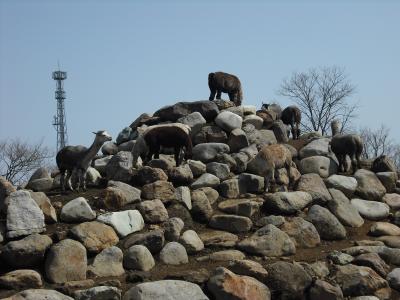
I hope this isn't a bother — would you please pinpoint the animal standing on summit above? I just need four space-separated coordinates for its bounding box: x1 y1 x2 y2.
208 71 243 106
261 102 282 119
56 130 112 192
281 105 302 140
330 120 363 174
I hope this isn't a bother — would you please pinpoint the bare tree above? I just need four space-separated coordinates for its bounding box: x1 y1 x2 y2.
0 138 53 185
279 66 357 135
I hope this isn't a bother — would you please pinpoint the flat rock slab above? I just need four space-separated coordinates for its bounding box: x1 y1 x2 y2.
199 230 238 247
370 222 400 236
351 199 390 221
123 280 209 300
325 174 358 197
328 188 364 228
263 191 312 215
97 210 144 237
209 215 253 233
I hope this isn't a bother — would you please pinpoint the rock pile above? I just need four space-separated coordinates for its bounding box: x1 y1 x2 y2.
1 99 400 299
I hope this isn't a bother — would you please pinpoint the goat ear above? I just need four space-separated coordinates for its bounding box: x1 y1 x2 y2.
92 131 97 135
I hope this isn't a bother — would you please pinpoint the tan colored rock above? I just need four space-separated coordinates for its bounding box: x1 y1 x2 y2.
0 269 42 289
370 222 400 237
142 180 176 202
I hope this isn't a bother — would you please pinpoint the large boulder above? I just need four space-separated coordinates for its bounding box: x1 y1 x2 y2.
354 169 386 201
60 197 96 223
154 100 219 122
105 151 133 182
97 210 144 237
238 224 296 256
328 188 364 227
0 269 43 290
243 114 263 129
333 264 389 297
192 143 230 163
0 234 52 268
206 162 230 181
177 111 206 135
299 156 338 178
280 217 321 248
266 261 312 299
142 180 176 202
69 221 119 253
199 230 238 248
372 155 397 173
193 125 228 144
102 142 118 155
137 199 169 223
45 239 87 284
191 190 213 222
296 173 332 204
263 191 313 215
179 230 204 254
134 166 168 185
123 229 165 254
191 173 220 189
6 190 45 238
351 198 390 221
299 138 331 159
93 155 113 174
26 178 53 192
387 268 400 291
101 180 141 209
227 259 269 283
215 111 243 132
207 267 271 300
116 127 136 145
376 172 397 193
122 280 209 300
307 205 347 240
325 174 358 197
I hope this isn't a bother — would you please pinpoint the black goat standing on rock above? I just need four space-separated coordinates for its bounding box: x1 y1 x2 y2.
208 71 243 106
281 105 301 140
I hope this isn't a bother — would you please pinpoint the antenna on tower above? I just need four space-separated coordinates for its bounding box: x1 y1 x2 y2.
52 62 68 152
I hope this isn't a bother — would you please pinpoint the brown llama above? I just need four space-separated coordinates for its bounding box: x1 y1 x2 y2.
208 71 243 106
281 106 301 140
142 124 193 166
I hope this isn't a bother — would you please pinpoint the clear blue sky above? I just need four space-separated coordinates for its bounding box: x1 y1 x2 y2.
1 0 399 152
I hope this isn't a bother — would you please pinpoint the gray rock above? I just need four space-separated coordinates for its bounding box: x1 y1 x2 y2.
118 140 136 152
299 156 338 178
219 178 240 199
238 224 296 256
159 242 189 265
353 252 390 277
209 214 253 233
350 198 390 221
238 173 264 193
206 250 246 262
197 187 219 204
179 230 204 253
93 155 113 174
60 197 96 223
175 186 192 209
328 250 354 265
281 217 321 248
325 174 358 198
124 245 155 271
296 173 332 204
97 210 144 237
141 180 176 202
386 268 400 291
163 217 184 241
328 188 364 227
354 169 386 201
135 166 168 185
153 100 219 122
218 198 262 218
102 142 118 155
299 138 331 159
177 111 206 135
27 178 54 192
228 128 249 152
383 193 400 210
29 191 57 223
123 280 209 300
206 162 230 181
243 114 263 129
137 199 169 223
333 264 388 297
6 190 45 238
370 222 400 236
308 280 344 300
256 215 286 227
376 171 397 193
191 190 213 223
75 286 122 300
85 167 102 186
168 164 194 185
264 191 313 214
215 110 243 132
6 289 73 300
191 173 220 189
231 152 249 173
0 269 42 290
227 259 269 282
187 160 206 177
266 261 312 299
0 176 16 213
192 143 230 163
45 239 87 283
123 230 165 254
0 234 52 268
116 127 135 144
207 267 271 300
101 180 141 209
194 125 228 144
87 246 125 277
342 245 400 265
105 151 133 182
28 167 50 182
307 205 347 240
272 120 289 143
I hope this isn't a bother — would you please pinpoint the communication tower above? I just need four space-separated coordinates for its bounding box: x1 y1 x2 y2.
52 66 68 152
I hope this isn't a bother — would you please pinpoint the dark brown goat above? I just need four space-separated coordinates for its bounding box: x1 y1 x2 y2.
281 106 301 140
208 72 243 106
143 125 193 166
331 134 363 174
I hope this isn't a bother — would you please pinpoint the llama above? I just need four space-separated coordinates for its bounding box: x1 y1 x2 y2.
281 106 301 140
246 144 293 192
330 120 363 174
132 123 192 167
56 131 112 191
208 72 243 106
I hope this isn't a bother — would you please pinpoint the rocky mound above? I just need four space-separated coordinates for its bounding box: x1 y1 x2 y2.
1 99 400 299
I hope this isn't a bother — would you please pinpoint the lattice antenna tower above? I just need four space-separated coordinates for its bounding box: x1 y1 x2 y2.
52 63 68 152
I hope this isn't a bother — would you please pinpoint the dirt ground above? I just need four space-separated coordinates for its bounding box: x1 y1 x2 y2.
1 187 399 299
